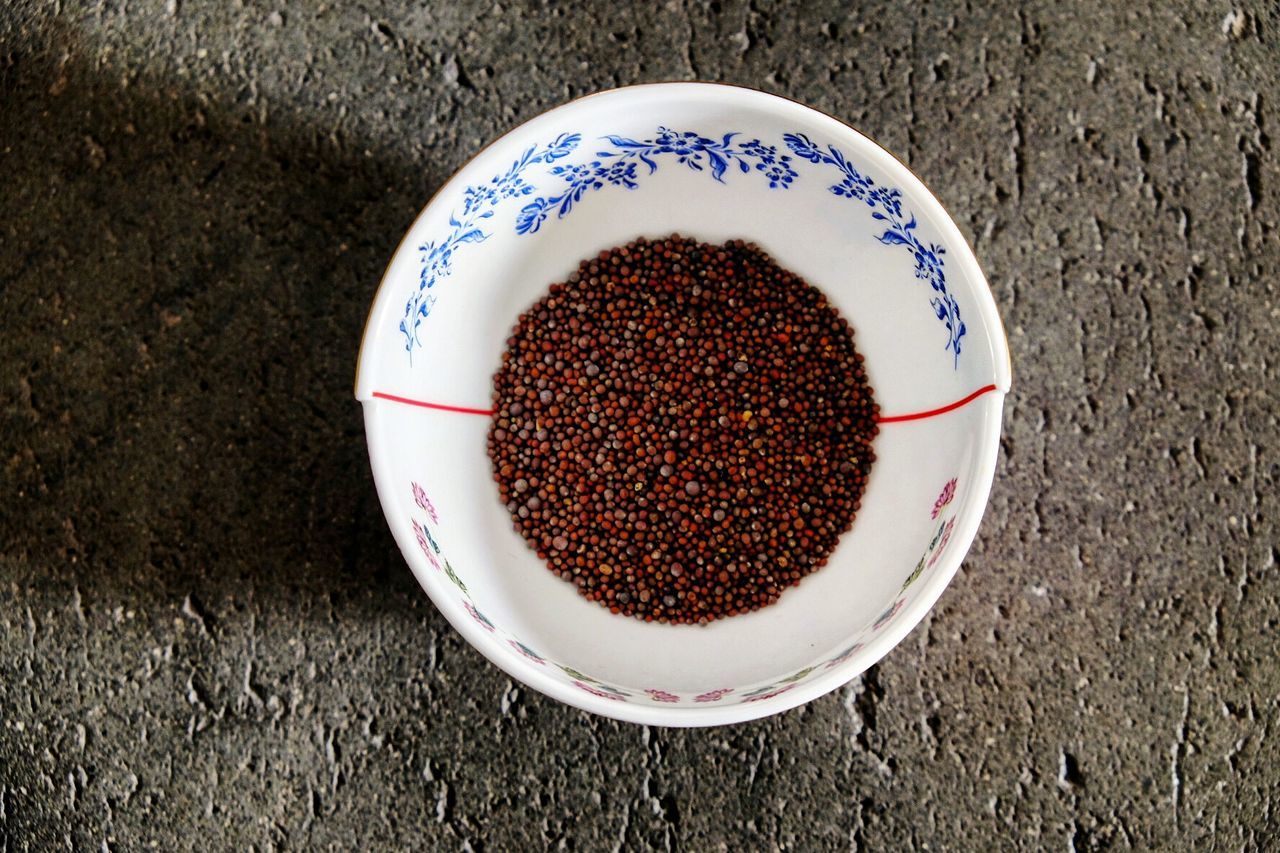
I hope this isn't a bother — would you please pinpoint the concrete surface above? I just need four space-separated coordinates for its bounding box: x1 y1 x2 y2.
1 0 1277 848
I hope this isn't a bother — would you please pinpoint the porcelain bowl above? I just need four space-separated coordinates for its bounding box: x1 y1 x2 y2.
355 83 1011 725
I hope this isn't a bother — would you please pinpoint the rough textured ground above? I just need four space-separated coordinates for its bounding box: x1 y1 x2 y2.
1 1 1277 849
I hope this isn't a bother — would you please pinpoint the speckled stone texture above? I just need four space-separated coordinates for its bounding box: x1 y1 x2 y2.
0 1 1276 849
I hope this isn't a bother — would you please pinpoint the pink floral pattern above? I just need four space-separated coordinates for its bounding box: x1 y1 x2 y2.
694 688 734 703
463 601 495 632
404 485 928 710
903 476 962 591
573 680 626 701
509 639 545 664
743 684 796 703
932 477 957 519
927 518 957 568
825 642 863 669
872 598 906 631
412 481 440 524
413 520 442 570
645 688 680 703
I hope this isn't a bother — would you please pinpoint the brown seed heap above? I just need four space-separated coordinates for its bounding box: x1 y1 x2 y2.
488 235 879 625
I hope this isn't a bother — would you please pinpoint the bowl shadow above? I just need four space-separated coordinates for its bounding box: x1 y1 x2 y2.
0 33 438 624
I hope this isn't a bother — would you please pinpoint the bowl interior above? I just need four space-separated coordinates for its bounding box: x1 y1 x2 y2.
357 84 1010 718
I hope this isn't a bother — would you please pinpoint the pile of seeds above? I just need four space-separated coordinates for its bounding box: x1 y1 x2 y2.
487 235 878 625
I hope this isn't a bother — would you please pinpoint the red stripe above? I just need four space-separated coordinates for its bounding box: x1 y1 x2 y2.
874 384 999 423
370 383 1000 423
370 391 494 416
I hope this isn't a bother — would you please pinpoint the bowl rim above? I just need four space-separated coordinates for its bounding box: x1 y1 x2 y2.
357 81 1011 726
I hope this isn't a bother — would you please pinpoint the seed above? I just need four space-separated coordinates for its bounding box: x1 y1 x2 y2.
487 235 879 625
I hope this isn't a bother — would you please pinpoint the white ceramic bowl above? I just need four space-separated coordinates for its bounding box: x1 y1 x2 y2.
355 83 1011 726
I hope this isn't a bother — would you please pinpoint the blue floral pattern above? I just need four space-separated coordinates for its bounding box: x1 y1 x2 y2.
399 126 965 369
783 133 967 365
515 128 796 235
399 132 581 357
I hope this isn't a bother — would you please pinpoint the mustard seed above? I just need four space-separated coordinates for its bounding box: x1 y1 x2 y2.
487 235 878 625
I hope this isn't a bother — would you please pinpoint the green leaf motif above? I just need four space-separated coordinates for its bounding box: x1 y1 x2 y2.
902 556 926 591
781 666 815 683
443 560 467 593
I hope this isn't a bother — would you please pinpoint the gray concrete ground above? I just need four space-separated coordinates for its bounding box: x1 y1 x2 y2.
1 1 1277 849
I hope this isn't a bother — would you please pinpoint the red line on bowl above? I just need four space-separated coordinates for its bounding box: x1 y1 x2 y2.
369 384 1000 424
370 391 495 416
873 384 999 423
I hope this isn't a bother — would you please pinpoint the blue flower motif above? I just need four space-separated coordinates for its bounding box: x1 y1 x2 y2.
526 127 796 225
831 174 871 200
782 133 826 164
740 139 778 163
398 133 582 356
784 132 966 365
551 161 600 188
543 132 581 162
461 184 497 215
869 186 904 218
552 163 586 181
600 159 639 188
515 197 552 235
500 177 534 199
654 127 696 155
757 157 797 189
400 126 965 369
